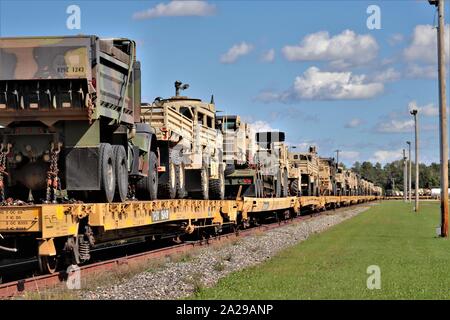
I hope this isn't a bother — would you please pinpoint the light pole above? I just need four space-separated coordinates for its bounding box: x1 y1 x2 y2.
335 149 341 168
403 149 407 202
429 0 448 236
410 109 419 212
407 141 412 203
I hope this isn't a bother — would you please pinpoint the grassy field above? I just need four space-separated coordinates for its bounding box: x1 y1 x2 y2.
194 201 450 299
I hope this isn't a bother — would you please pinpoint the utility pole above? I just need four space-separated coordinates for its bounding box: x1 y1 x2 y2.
335 149 341 168
429 0 448 236
410 109 419 212
403 149 407 202
407 141 412 203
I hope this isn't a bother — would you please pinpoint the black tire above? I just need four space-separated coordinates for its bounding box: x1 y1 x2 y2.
209 167 225 200
113 145 128 202
98 143 115 203
158 161 177 199
176 163 187 198
224 164 235 177
136 151 158 200
290 179 299 196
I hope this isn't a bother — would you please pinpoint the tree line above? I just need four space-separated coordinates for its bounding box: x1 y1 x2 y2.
350 160 450 191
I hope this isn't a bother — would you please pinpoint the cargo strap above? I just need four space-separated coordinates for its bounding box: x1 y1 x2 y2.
45 142 62 204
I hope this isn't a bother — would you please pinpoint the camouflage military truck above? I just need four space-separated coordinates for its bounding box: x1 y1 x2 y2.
141 81 224 200
318 157 336 196
0 35 158 204
288 146 320 196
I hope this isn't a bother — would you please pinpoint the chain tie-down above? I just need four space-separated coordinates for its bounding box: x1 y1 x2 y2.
0 144 11 204
45 142 62 204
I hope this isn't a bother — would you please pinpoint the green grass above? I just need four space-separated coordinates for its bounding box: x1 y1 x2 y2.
194 201 450 299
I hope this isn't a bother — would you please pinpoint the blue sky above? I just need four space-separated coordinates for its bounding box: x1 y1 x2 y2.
0 0 449 166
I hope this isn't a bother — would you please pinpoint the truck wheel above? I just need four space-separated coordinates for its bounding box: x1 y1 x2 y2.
113 145 128 202
224 164 235 176
290 179 299 196
98 143 116 203
136 151 158 200
176 163 187 198
158 162 176 199
209 167 225 200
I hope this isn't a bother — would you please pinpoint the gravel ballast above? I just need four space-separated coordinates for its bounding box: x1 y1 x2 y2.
80 205 374 300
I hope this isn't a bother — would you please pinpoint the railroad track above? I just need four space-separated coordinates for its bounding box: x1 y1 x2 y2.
0 203 370 298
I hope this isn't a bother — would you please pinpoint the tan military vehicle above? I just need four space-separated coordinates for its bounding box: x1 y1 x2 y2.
373 186 383 196
288 146 320 196
318 157 336 196
216 115 259 198
334 166 345 195
254 132 290 198
344 170 358 195
216 115 254 170
141 81 224 200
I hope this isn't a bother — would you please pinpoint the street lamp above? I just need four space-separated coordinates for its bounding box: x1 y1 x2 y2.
403 149 407 202
410 109 419 212
428 0 448 237
406 141 412 203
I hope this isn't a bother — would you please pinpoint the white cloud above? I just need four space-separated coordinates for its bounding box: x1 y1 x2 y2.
133 1 216 20
261 49 275 63
372 67 401 83
292 67 383 100
345 118 363 128
249 120 276 133
220 42 254 64
339 151 361 160
375 119 414 133
405 64 437 79
282 29 378 68
388 33 404 46
408 101 439 117
403 24 449 64
256 67 383 102
370 149 403 163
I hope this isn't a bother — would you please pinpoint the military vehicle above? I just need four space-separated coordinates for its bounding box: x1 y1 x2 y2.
288 146 320 196
141 81 224 200
215 115 258 198
318 157 336 196
215 125 289 199
334 166 345 195
216 115 255 173
0 35 158 204
254 132 290 198
344 170 358 196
